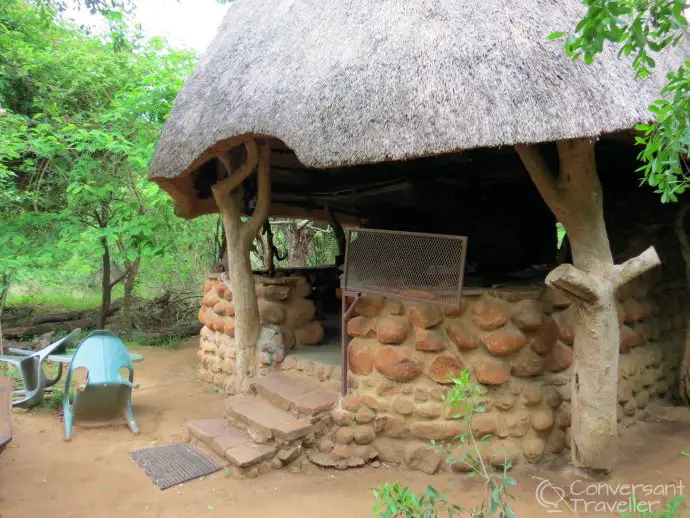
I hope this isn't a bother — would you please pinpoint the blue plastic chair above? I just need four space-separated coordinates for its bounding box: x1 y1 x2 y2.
63 330 139 441
0 329 81 409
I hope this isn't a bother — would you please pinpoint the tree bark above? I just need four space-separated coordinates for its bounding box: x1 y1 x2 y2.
0 273 10 355
99 235 112 329
95 203 126 330
212 141 271 394
516 139 661 476
674 205 690 402
264 221 276 277
326 205 346 267
121 257 141 330
285 220 311 267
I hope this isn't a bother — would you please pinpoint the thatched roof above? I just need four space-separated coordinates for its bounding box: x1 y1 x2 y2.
149 0 688 216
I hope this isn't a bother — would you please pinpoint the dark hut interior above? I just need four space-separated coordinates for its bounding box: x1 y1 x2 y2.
190 137 647 279
185 135 659 355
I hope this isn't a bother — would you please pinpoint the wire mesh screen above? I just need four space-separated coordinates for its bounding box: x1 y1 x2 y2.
343 229 468 307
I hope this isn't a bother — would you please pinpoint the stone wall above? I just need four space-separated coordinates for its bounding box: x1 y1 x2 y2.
278 356 342 393
323 279 682 472
197 274 325 391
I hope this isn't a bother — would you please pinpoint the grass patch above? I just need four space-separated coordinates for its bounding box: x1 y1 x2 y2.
1 360 73 410
121 330 185 349
6 287 123 313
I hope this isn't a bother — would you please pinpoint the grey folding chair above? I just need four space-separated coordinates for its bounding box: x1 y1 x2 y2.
0 329 81 409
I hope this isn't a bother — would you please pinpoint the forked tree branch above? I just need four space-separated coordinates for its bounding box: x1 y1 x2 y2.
515 143 562 208
242 142 271 244
546 263 600 303
211 141 259 205
613 246 661 289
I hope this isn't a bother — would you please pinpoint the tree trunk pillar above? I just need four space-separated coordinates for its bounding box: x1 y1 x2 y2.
212 141 271 394
516 139 661 476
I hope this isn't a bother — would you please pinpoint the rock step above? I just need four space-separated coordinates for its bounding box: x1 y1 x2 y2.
224 394 314 442
251 373 339 418
186 418 276 468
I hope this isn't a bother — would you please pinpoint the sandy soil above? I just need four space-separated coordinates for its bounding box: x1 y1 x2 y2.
1 341 689 518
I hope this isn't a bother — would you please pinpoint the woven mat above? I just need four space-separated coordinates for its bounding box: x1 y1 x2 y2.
130 443 221 490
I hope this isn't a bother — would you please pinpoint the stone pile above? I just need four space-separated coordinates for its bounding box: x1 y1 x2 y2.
197 274 325 392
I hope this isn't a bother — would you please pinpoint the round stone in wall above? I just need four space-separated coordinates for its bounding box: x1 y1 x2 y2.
473 359 511 386
529 316 559 355
348 338 375 375
446 321 477 351
376 316 409 345
472 298 510 331
375 346 423 382
481 328 526 357
355 296 385 317
531 410 554 432
511 299 544 331
415 328 447 352
428 355 464 384
522 438 545 463
510 351 546 377
407 303 444 329
545 342 573 372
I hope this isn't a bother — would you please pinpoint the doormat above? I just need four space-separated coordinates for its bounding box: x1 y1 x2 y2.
130 443 221 490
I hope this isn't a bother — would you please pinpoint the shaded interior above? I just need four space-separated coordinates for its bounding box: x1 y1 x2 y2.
174 136 653 359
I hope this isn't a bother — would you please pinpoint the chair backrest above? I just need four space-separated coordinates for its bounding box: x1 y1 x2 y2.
68 330 132 384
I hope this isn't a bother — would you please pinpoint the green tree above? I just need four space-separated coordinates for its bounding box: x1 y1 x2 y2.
551 1 688 202
0 0 197 334
543 1 689 474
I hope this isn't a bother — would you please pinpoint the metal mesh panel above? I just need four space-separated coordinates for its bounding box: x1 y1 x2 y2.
343 229 467 307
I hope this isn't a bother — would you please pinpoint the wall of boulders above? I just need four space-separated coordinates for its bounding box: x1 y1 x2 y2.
331 277 682 472
197 274 325 392
195 265 683 470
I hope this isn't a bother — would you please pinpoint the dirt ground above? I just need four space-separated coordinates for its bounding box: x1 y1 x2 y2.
1 340 689 518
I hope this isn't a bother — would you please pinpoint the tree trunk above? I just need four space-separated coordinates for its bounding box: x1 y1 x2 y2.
121 257 141 329
212 141 271 394
286 220 311 267
326 205 346 267
99 235 112 329
516 139 660 476
0 273 10 355
674 205 690 402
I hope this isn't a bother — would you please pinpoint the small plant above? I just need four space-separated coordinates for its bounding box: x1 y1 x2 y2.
438 368 517 518
45 387 65 410
620 495 685 518
372 483 461 518
372 368 516 518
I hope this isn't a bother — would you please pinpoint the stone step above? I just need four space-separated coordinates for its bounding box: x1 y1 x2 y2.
224 394 314 442
186 419 276 468
251 373 339 417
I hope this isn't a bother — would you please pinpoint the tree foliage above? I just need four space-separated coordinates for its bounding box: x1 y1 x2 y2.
0 0 201 329
551 0 689 202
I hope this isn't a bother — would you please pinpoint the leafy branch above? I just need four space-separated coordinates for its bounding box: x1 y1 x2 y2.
550 0 689 202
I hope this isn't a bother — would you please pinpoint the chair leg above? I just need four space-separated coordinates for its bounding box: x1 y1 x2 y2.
124 401 139 435
64 408 73 441
43 363 63 388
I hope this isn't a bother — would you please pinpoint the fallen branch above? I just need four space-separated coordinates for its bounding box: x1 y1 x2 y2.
3 317 97 339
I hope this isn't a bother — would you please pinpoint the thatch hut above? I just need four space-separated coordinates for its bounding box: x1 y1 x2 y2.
150 0 689 476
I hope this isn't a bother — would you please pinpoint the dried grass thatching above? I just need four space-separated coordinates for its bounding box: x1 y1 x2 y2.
149 0 688 207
